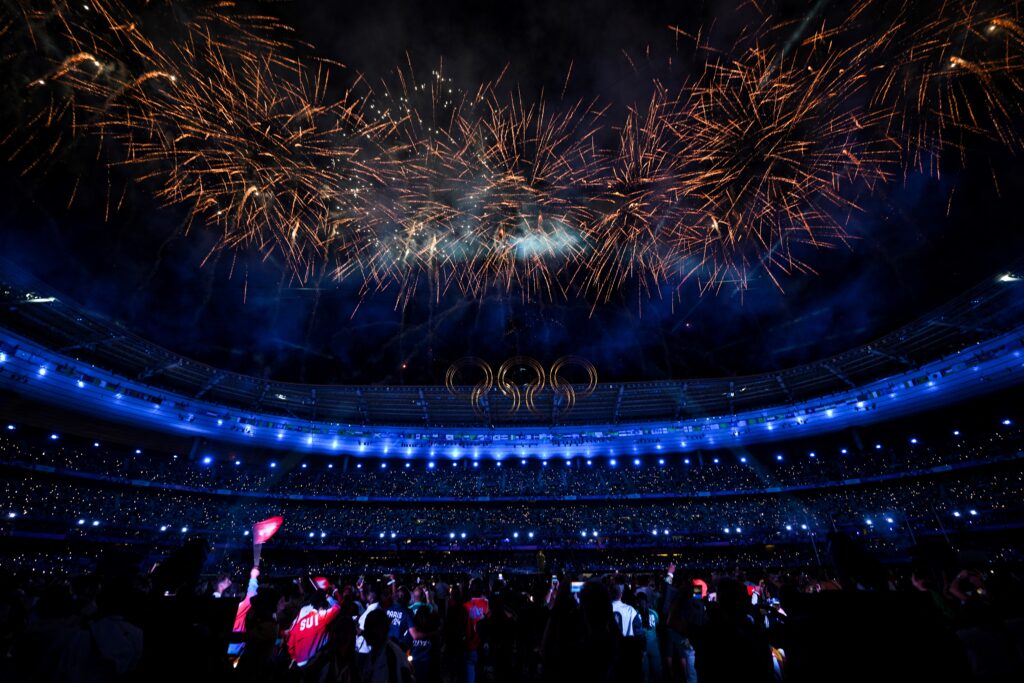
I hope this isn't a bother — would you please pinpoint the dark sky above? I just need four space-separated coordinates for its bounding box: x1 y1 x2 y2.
0 0 1021 385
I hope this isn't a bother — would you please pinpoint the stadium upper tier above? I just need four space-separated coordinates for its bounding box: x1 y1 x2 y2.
2 261 1024 459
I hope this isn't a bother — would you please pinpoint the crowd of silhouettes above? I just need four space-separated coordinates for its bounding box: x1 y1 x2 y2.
2 534 1024 682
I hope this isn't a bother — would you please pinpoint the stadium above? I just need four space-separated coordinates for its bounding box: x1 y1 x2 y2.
1 1 1024 682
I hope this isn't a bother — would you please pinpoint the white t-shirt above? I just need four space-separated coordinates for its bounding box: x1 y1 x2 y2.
612 600 641 637
356 602 380 654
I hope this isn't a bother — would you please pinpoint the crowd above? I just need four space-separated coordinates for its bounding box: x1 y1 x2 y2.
1 464 1019 550
2 534 1023 682
2 414 1021 502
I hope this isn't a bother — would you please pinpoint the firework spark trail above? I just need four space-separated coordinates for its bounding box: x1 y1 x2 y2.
2 0 1024 303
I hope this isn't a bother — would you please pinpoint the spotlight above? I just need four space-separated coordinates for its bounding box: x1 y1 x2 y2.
50 433 59 440
201 456 212 465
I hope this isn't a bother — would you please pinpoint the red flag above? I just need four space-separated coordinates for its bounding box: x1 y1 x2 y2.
253 516 283 545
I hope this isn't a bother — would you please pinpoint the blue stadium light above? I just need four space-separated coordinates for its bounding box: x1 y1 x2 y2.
840 448 848 455
78 519 85 525
270 462 277 468
495 461 502 468
77 380 85 388
542 461 548 467
320 532 326 538
528 531 534 539
405 462 411 469
5 425 14 430
809 452 816 458
609 458 617 467
739 457 747 463
460 532 466 539
520 459 527 466
37 366 46 376
472 461 479 468
1002 419 1013 426
633 458 640 466
885 517 894 524
50 433 58 440
181 526 188 533
909 438 918 444
301 463 308 468
735 527 741 533
658 458 666 465
380 532 386 539
201 456 212 465
785 525 793 531
235 460 241 466
865 519 873 526
91 520 99 527
449 532 455 539
217 419 223 426
586 459 592 466
663 529 669 535
243 530 250 536
452 461 458 467
656 444 663 450
800 524 808 530
969 509 978 516
581 530 587 538
652 529 659 536
93 442 100 448
775 454 783 461
391 532 397 539
592 531 598 537
306 436 314 446
712 457 720 464
680 441 687 448
513 532 519 539
953 511 961 518
428 462 435 469
564 459 572 466
684 458 691 465
160 525 167 532
356 463 362 469
875 443 882 450
328 463 334 469
0 352 5 362
723 527 730 534
380 463 387 469
277 432 285 440
953 430 961 436
134 449 141 455
309 532 315 538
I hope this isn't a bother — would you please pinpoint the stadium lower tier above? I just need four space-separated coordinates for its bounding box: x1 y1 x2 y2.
2 457 1021 565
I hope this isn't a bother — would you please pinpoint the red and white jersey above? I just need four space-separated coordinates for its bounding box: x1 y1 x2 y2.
287 599 341 667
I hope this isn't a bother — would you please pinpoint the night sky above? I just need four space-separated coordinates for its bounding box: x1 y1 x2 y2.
1 0 1021 385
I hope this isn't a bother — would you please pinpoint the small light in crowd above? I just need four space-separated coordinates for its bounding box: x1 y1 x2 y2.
739 457 747 463
513 532 519 538
380 532 386 538
775 454 783 461
712 457 720 464
953 430 961 437
723 527 730 534
50 433 59 440
38 366 47 376
405 462 411 469
652 530 659 536
885 517 894 524
356 463 362 469
93 442 100 448
270 462 277 468
875 444 882 450
656 444 663 450
841 448 848 454
1002 419 1012 426
520 459 527 466
390 532 397 539
528 532 534 539
0 352 5 362
663 529 669 535
201 456 213 465
865 519 873 526
91 520 99 527
735 527 741 533
135 449 141 455
217 419 223 426
452 462 458 468
658 458 665 465
309 532 315 538
564 459 572 466
181 526 188 533
78 519 85 525
581 531 587 538
235 460 241 466
633 458 640 466
684 458 691 465
460 532 466 539
472 461 479 468
586 460 593 466
5 425 14 430
953 511 962 518
302 463 308 469
449 532 456 539
785 525 793 531
909 438 918 444
243 530 250 536
428 462 435 469
809 452 816 458
380 463 387 469
800 524 808 530
77 380 85 388
969 509 978 516
542 461 548 467
160 525 167 532
591 531 598 537
328 463 334 469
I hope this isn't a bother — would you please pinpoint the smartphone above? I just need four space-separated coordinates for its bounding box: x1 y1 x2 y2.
551 575 559 586
570 581 584 594
498 573 504 581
